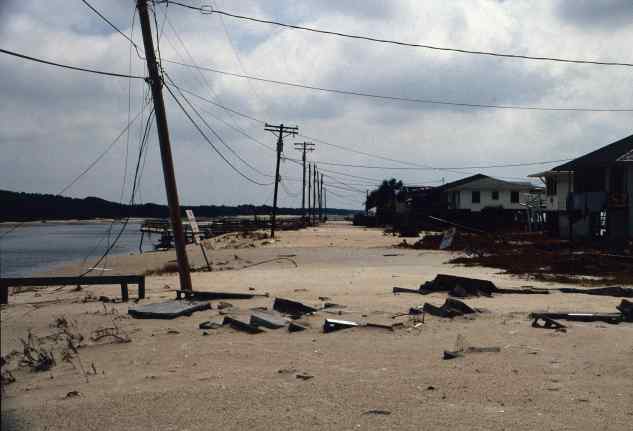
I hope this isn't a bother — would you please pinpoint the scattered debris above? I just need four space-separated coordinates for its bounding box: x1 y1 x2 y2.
532 316 567 331
199 321 223 330
443 335 500 360
558 286 633 298
166 329 180 335
90 326 130 343
222 316 264 334
20 332 55 372
323 319 359 333
217 301 233 310
128 300 211 319
423 298 477 318
318 296 331 301
288 322 307 332
363 410 391 416
295 372 314 380
529 311 624 325
273 298 317 317
617 299 633 321
64 390 81 399
396 274 548 298
322 302 346 310
250 311 288 329
176 290 269 300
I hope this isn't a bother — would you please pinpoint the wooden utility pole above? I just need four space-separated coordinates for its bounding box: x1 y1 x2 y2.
318 173 323 221
324 187 327 221
294 142 315 220
265 123 298 238
137 0 192 291
312 165 318 224
307 163 312 225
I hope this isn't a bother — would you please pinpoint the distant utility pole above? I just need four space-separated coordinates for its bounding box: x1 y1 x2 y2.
265 123 298 238
312 164 318 224
137 0 192 292
324 187 327 221
318 173 324 221
307 163 312 225
293 142 315 220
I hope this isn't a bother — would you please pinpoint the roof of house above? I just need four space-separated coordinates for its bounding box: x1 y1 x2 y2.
440 174 533 192
551 133 633 171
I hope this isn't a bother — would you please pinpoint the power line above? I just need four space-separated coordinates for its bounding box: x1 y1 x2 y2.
80 0 142 58
165 3 633 68
0 48 145 79
166 74 274 178
295 158 573 171
164 59 633 112
164 81 274 186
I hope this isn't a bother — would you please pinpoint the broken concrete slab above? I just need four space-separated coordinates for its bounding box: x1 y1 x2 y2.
222 316 264 334
249 311 288 329
273 298 317 317
323 318 359 333
288 322 307 332
128 300 210 319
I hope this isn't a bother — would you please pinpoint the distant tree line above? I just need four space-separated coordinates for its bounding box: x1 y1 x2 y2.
0 190 357 222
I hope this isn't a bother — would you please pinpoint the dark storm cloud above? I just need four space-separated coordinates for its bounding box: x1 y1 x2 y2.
555 0 633 29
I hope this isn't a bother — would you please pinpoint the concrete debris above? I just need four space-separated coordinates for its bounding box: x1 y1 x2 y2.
273 298 317 317
128 300 211 319
249 311 288 329
323 318 359 333
288 322 308 332
199 321 223 330
222 316 264 334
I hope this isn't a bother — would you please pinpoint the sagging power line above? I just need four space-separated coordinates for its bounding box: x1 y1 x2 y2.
164 59 633 112
163 2 633 67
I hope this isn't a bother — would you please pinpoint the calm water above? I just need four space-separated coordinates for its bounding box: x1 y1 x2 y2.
0 222 153 277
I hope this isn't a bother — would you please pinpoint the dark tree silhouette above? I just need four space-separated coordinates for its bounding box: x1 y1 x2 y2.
365 178 403 225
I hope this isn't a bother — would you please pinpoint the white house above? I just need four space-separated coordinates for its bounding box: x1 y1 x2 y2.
442 174 535 212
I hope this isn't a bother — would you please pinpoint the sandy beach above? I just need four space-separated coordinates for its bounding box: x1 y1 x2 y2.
2 221 632 430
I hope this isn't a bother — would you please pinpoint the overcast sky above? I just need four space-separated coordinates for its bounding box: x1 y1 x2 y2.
1 0 632 210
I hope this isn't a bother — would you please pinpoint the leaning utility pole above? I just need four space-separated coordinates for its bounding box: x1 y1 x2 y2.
137 0 192 291
265 123 298 238
293 142 315 220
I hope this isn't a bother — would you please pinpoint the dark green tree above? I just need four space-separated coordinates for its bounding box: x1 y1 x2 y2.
365 178 403 225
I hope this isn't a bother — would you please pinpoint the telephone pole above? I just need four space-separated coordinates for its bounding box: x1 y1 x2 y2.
307 163 312 225
319 173 324 221
137 0 192 291
293 142 315 220
324 187 327 221
265 123 298 238
312 164 318 224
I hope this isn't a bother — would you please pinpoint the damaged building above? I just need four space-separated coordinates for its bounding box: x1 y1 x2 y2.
530 133 633 241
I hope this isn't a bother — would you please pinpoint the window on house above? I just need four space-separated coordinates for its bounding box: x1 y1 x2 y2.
491 190 499 200
472 191 480 203
511 191 519 203
546 177 557 196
